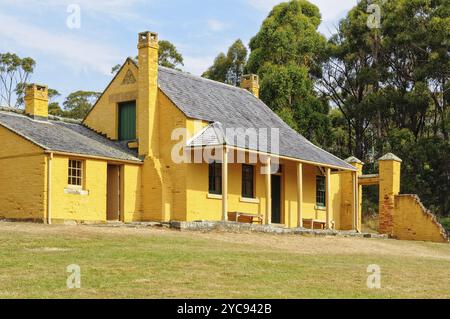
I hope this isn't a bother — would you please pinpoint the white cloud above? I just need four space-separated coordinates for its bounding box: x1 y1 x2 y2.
207 19 229 32
310 0 357 20
0 13 122 75
183 55 215 76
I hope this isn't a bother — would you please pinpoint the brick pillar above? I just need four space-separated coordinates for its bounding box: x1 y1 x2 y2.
378 153 402 235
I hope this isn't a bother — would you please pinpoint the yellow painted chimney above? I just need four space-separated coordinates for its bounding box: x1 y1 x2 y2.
240 74 260 98
25 84 48 120
137 31 159 157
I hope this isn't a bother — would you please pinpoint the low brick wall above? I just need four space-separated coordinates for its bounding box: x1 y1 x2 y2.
392 195 449 243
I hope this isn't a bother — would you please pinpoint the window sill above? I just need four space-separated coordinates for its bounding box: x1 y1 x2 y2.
315 205 326 211
64 188 89 196
207 193 222 200
240 197 260 204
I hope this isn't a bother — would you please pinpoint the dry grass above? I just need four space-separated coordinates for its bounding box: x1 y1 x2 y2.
0 221 450 299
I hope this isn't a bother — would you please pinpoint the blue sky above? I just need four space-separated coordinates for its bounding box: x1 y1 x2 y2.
0 0 357 104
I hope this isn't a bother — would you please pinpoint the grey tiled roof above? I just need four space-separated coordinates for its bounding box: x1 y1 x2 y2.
0 111 141 162
158 66 355 170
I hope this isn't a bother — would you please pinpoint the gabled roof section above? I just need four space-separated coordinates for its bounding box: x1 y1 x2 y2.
157 66 355 170
186 122 226 147
0 111 141 162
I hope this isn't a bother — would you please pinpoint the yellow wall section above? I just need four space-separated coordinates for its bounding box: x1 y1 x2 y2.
393 195 448 243
51 156 107 221
0 127 47 220
84 60 139 140
122 164 143 222
51 155 142 223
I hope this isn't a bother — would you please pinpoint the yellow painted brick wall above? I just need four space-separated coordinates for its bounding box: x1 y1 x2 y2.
393 195 448 243
0 126 47 221
300 164 327 223
158 92 190 221
339 171 354 230
51 155 142 223
141 90 211 222
83 60 138 140
51 156 107 222
122 164 143 222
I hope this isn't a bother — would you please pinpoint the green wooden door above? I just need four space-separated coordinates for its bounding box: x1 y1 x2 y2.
271 175 281 224
119 101 136 141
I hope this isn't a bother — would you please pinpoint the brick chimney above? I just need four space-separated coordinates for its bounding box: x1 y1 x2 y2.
24 84 48 120
137 31 159 157
240 74 260 98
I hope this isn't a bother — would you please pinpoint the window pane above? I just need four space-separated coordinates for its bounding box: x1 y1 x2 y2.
68 160 83 186
242 165 254 198
316 176 326 206
208 162 222 194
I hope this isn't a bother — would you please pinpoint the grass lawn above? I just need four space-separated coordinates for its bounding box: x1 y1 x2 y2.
0 221 450 299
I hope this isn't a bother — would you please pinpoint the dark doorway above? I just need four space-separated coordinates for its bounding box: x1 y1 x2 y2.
271 175 281 224
362 185 379 233
107 165 121 221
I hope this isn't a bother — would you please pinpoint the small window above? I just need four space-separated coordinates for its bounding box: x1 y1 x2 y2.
242 164 255 198
316 175 326 207
208 162 222 195
68 159 83 187
118 101 136 141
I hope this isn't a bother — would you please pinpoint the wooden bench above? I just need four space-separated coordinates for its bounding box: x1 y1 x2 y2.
302 219 327 230
228 212 263 225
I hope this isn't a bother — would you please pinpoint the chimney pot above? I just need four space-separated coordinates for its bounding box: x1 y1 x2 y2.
25 83 49 120
240 74 260 98
138 31 159 49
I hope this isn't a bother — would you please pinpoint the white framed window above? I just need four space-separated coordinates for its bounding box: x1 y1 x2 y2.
68 159 83 187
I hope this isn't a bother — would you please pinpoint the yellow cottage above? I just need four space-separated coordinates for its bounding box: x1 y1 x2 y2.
0 31 447 243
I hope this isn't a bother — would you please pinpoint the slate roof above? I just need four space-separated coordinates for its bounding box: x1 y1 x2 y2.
0 111 141 162
158 66 355 170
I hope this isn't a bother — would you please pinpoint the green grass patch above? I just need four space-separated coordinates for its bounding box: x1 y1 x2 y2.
0 223 450 299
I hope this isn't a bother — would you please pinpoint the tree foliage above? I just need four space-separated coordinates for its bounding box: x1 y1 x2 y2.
0 52 35 108
246 0 330 145
202 39 248 86
319 0 449 215
158 40 184 70
62 90 101 119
